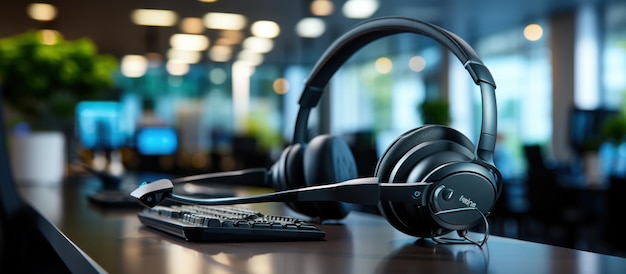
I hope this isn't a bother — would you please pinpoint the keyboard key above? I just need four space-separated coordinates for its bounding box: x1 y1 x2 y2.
206 218 221 227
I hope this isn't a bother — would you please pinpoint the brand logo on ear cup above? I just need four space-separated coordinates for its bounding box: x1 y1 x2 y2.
459 195 477 208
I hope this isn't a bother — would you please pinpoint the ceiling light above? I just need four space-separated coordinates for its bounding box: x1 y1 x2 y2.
214 38 234 46
167 49 202 64
342 0 379 19
166 60 190 76
209 45 233 62
408 56 426 72
237 50 264 67
121 55 148 78
375 57 392 74
243 37 274 53
37 29 60 45
131 9 178 27
524 24 543 41
251 20 280 38
203 12 247 30
311 0 334 16
27 3 57 21
296 18 326 38
214 30 244 45
273 78 290 95
181 17 204 34
170 34 209 51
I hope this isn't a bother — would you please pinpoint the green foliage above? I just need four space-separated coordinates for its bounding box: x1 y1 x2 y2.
244 113 281 151
592 91 626 149
601 112 626 145
418 98 450 125
0 30 118 129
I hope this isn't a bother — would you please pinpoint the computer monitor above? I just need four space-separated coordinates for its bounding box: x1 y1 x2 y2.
75 101 127 150
134 126 179 156
569 107 618 156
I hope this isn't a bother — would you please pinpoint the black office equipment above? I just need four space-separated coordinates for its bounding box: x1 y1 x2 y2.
132 16 501 247
569 107 618 156
0 94 106 272
82 162 235 209
137 204 326 241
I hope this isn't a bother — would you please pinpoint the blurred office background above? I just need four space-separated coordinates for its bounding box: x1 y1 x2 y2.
2 0 626 257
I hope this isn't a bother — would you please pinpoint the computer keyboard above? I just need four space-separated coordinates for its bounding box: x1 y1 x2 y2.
137 204 326 242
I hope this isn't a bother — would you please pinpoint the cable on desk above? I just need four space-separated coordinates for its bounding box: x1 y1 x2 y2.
432 207 489 248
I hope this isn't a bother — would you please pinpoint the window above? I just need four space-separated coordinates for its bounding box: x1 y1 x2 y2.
603 2 626 109
474 23 552 178
327 33 442 156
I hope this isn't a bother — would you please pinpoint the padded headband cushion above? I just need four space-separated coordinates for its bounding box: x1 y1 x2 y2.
304 17 495 90
293 16 497 164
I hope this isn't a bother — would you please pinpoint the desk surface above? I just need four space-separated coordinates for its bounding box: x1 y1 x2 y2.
18 174 626 274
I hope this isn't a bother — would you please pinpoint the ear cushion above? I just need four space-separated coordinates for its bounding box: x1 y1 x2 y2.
270 144 308 214
301 135 357 220
375 125 476 237
284 143 306 189
271 144 301 191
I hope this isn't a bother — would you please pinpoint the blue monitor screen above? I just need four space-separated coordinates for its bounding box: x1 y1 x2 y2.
135 127 178 155
76 101 126 149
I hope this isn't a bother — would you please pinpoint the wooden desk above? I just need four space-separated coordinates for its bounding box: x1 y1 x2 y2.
18 175 626 274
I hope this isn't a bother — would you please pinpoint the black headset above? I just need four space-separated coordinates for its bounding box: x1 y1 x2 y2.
131 16 501 240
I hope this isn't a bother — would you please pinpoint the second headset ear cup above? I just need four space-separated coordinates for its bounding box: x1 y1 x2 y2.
304 135 358 187
270 144 311 216
271 144 303 191
301 135 357 220
375 125 476 237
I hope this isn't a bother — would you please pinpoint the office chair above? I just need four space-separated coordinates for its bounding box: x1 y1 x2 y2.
523 144 595 248
606 176 626 253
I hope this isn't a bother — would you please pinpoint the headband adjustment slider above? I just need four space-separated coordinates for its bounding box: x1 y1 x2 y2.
298 85 324 109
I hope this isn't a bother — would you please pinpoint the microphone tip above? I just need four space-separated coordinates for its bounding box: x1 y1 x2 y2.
457 229 468 238
130 179 174 207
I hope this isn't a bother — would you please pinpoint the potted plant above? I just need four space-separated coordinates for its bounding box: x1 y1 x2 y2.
417 98 450 125
0 29 118 184
578 110 626 185
598 111 626 178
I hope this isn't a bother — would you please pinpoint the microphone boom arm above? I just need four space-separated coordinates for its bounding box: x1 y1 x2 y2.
130 177 432 207
166 178 431 206
171 168 270 187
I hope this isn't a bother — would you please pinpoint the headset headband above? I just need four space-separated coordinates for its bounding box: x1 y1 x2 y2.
293 16 498 164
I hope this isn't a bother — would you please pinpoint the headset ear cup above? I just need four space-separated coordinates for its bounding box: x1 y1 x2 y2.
375 125 476 237
270 147 290 191
302 135 357 220
271 144 309 214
